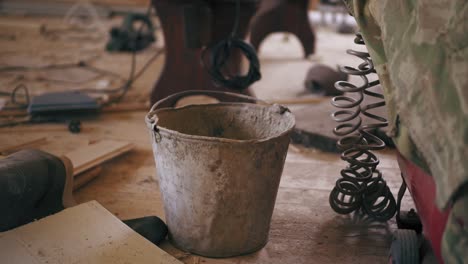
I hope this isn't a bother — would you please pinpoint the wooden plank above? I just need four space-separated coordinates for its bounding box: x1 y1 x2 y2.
101 101 151 113
0 137 47 154
73 166 102 190
0 201 182 264
65 140 134 175
0 109 27 117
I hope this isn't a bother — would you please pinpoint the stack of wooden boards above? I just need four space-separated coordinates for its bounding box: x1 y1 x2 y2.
66 139 134 189
0 137 134 190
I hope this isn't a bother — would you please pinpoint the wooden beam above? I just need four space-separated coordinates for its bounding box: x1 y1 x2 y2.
0 137 47 154
73 166 103 190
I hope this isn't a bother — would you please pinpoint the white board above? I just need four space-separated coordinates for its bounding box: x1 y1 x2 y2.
0 201 182 264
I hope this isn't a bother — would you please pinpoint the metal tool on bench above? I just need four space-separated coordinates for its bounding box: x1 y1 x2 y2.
27 90 100 133
106 12 156 52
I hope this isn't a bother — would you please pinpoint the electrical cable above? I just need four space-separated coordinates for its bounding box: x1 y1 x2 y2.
101 3 160 105
78 47 163 96
0 1 161 127
102 48 164 105
71 2 158 103
0 60 125 85
0 117 31 128
0 2 161 109
201 0 261 90
0 84 30 110
10 84 30 108
0 62 84 73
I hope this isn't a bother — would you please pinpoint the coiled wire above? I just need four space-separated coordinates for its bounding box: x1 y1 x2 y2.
201 0 261 90
329 33 396 222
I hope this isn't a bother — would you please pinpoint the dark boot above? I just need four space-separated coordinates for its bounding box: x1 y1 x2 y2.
0 149 75 231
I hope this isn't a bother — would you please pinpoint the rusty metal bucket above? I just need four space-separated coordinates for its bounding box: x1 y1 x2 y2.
145 90 295 257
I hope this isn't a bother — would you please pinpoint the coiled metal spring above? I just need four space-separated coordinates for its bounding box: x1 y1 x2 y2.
329 33 396 221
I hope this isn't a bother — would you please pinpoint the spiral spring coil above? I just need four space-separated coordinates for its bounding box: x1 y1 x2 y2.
329 33 396 221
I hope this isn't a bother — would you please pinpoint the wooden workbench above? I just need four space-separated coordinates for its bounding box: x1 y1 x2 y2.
0 111 405 264
0 15 410 264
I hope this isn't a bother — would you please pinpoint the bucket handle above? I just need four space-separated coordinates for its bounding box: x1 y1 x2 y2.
150 90 268 112
146 90 287 142
146 89 267 122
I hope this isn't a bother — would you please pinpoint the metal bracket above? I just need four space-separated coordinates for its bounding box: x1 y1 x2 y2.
396 176 423 233
152 123 162 143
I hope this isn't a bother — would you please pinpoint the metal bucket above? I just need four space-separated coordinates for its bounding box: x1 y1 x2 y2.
145 90 295 257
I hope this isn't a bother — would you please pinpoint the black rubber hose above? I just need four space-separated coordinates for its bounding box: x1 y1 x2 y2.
201 38 261 90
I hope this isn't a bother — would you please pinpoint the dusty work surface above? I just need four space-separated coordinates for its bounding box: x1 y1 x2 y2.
0 14 412 264
0 112 409 264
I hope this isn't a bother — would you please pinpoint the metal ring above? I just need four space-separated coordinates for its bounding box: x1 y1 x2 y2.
152 123 162 143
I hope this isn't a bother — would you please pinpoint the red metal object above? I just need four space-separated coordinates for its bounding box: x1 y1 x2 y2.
396 151 450 263
149 0 258 105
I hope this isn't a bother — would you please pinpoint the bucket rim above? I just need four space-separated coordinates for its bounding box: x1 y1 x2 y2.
146 102 295 144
